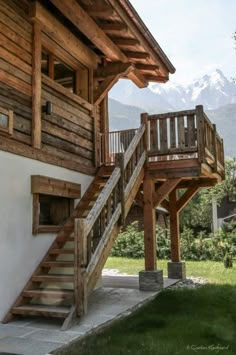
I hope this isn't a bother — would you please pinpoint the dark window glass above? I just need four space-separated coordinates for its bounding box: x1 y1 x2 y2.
0 113 8 129
54 58 76 93
39 194 72 226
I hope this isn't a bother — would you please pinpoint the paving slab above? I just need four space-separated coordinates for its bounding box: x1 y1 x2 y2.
0 277 179 355
0 337 62 355
0 324 37 339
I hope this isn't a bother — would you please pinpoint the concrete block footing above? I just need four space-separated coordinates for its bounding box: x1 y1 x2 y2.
167 261 186 280
139 270 163 291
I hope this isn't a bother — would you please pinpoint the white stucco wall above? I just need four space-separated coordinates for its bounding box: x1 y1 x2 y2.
0 150 93 321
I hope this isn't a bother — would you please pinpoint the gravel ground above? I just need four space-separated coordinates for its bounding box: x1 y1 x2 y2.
169 277 208 289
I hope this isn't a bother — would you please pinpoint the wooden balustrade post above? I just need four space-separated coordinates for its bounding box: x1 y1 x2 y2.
212 124 218 173
143 177 156 271
116 153 125 225
196 105 205 164
74 219 88 317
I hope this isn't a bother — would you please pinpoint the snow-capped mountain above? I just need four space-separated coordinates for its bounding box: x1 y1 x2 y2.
110 69 236 112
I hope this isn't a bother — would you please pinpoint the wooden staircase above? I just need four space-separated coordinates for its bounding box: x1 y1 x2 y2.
3 122 147 330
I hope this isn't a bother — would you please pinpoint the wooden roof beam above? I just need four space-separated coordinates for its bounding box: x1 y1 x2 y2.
135 64 160 71
125 51 150 60
83 5 115 17
126 68 148 88
112 38 140 46
31 1 98 68
99 22 127 33
144 74 169 83
107 0 171 76
95 62 134 80
50 0 127 62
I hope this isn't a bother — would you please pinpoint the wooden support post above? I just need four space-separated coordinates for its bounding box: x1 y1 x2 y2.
32 21 42 149
143 178 156 271
169 189 180 262
74 219 88 317
100 96 109 164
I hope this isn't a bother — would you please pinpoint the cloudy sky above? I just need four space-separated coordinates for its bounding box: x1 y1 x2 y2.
130 0 236 84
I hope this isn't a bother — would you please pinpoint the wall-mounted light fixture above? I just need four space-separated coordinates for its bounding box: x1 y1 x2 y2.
42 101 53 115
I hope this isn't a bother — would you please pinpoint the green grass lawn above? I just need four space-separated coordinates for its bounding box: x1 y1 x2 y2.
105 257 236 285
56 259 236 355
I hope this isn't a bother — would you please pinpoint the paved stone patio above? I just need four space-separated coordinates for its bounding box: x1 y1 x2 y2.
0 276 178 355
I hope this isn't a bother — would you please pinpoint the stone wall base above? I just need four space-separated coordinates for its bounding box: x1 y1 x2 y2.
139 270 163 291
167 261 186 280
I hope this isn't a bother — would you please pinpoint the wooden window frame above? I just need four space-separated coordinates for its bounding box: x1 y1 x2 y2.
0 107 13 136
31 175 81 235
42 48 90 102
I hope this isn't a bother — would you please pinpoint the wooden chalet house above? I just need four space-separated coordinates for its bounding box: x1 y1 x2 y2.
0 0 224 329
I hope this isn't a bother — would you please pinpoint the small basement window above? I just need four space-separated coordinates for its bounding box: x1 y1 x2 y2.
31 175 81 234
0 107 13 136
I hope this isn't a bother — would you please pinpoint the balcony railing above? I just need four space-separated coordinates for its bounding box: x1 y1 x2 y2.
97 105 224 176
146 105 224 174
97 128 138 165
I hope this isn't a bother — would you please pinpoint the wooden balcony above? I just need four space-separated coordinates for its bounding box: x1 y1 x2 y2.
98 105 224 183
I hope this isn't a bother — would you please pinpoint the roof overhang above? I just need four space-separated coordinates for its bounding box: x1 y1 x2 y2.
48 0 175 87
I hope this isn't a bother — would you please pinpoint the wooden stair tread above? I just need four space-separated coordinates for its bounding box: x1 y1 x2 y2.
49 249 74 254
12 304 70 318
42 261 74 267
23 289 73 298
32 275 74 282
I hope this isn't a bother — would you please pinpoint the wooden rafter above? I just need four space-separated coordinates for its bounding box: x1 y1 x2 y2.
107 0 170 76
125 51 150 60
50 0 127 62
99 22 127 32
31 1 98 68
153 178 181 208
135 64 160 71
126 68 148 88
144 75 168 83
83 4 114 17
94 62 134 80
176 185 200 212
112 38 140 46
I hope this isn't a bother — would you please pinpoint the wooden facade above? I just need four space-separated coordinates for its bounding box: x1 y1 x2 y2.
0 0 224 329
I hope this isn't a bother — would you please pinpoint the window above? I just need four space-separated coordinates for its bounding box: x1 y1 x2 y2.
0 107 13 136
31 175 81 234
41 50 89 100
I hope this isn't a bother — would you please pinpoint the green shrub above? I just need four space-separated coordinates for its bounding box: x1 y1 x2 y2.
111 222 236 262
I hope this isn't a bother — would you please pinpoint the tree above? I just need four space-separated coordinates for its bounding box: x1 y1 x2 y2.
180 159 236 234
